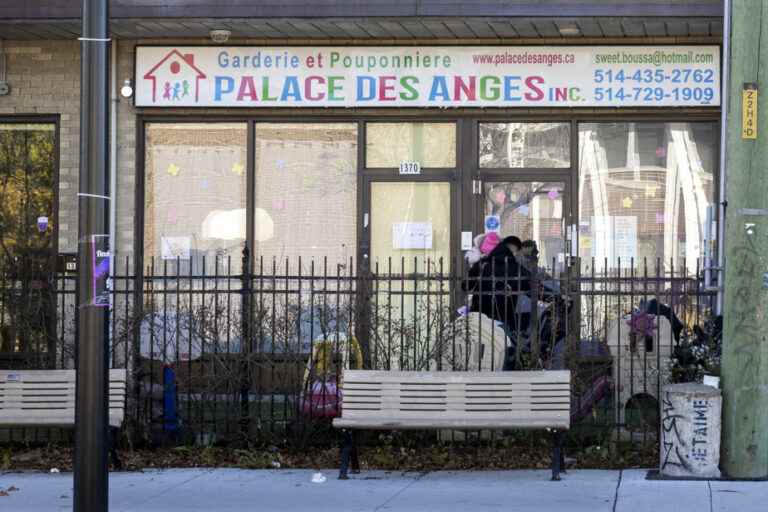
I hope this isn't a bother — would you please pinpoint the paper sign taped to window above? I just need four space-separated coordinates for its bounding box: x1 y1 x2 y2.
161 236 192 260
393 222 433 249
461 231 473 250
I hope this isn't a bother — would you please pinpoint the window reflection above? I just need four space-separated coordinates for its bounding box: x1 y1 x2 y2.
578 122 717 272
0 123 56 358
485 181 565 273
480 123 570 168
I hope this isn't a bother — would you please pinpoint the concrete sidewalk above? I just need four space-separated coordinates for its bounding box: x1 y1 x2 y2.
1 468 766 512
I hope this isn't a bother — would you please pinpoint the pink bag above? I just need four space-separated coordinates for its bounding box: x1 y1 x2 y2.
300 376 341 418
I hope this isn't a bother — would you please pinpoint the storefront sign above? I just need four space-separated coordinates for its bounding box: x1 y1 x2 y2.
742 83 758 139
135 46 720 108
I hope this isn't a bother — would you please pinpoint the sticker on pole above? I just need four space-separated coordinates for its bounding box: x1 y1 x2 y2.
484 215 500 233
91 235 111 308
742 83 758 140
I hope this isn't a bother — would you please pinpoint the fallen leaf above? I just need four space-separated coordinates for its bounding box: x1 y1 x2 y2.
0 491 8 497
6 486 18 492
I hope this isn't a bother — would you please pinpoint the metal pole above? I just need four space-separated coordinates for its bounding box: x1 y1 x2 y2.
74 0 110 510
715 0 732 315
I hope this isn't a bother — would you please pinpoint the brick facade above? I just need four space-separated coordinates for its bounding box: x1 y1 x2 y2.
0 40 139 258
0 41 81 253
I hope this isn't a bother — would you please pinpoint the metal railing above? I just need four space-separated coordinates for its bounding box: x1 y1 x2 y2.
0 252 717 450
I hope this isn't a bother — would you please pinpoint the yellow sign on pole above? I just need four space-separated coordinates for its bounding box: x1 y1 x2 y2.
742 83 758 139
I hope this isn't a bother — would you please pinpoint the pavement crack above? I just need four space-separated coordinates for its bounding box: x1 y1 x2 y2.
117 469 216 512
373 471 429 512
707 480 713 512
612 469 623 512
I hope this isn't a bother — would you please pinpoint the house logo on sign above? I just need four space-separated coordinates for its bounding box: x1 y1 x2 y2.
143 49 207 104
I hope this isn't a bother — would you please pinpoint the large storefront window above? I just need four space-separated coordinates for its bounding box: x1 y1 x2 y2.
578 122 717 272
366 122 455 168
144 123 247 273
254 123 357 266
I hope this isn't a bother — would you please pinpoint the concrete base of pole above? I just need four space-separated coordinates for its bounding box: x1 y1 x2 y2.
660 383 721 479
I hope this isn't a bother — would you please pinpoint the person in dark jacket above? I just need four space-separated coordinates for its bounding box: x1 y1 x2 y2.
464 235 531 339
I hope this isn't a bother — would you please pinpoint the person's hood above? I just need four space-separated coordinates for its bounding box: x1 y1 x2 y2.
488 242 514 260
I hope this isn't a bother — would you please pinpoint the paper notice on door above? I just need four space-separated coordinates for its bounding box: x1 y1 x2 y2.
614 216 637 261
393 222 433 249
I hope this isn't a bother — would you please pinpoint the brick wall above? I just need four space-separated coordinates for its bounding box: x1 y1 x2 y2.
0 40 140 259
0 41 80 253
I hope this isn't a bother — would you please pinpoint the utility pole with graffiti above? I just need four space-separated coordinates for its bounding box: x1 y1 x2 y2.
721 0 768 479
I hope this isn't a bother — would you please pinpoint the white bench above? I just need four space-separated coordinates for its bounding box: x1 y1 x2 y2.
0 369 128 467
333 370 571 480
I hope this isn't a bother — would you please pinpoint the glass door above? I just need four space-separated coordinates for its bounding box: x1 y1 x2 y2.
369 181 452 273
479 180 571 275
474 121 575 276
360 121 457 370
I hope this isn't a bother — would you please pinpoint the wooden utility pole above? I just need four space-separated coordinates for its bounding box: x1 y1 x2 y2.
721 0 768 479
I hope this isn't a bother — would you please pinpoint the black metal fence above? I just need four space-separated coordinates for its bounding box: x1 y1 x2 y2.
0 253 718 450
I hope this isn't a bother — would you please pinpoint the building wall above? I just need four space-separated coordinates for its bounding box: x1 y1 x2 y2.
0 40 139 259
0 41 81 253
0 37 721 266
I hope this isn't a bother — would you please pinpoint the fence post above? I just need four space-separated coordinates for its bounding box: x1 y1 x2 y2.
354 259 373 369
240 244 252 440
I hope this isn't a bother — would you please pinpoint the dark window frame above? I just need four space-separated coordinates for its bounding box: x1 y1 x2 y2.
0 114 61 364
135 109 720 281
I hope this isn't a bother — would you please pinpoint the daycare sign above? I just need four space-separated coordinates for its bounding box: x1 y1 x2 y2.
135 46 720 108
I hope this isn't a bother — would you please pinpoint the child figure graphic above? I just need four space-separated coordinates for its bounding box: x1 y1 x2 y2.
162 82 172 100
182 80 191 98
172 82 181 100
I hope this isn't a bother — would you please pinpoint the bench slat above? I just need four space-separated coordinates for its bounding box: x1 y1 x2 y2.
344 389 570 398
334 416 569 430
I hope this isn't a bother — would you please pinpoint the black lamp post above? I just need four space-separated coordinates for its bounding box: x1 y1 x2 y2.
74 0 110 510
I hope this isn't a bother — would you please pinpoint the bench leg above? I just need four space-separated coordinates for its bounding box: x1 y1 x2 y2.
339 429 353 480
560 434 567 475
551 431 562 481
350 432 360 474
110 427 123 471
